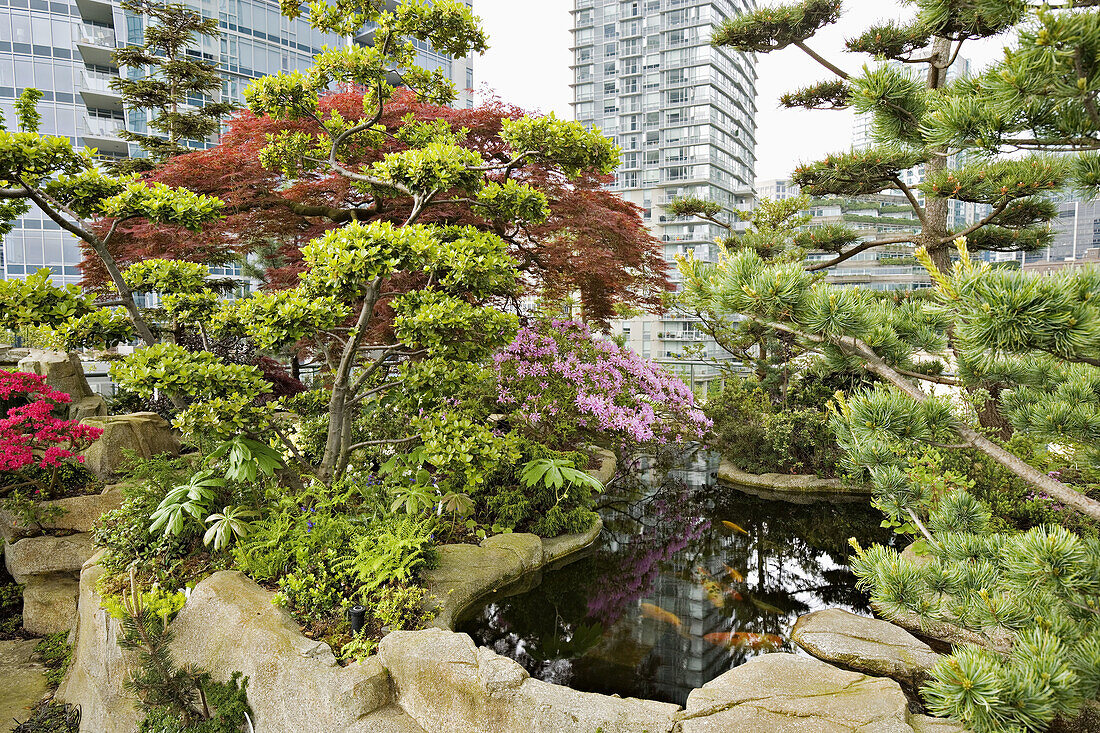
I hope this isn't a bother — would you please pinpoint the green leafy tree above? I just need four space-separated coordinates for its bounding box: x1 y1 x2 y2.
7 1 619 490
0 89 223 347
111 0 234 173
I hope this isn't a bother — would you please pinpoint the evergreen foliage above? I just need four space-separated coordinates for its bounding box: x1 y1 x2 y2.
112 572 251 731
680 233 1100 728
111 0 234 173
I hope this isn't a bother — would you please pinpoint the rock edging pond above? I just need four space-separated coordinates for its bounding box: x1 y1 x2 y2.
717 456 873 502
58 561 964 733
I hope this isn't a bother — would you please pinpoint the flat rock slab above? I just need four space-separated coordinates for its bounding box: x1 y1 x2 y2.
23 573 80 635
792 608 942 688
679 653 916 733
4 532 95 584
0 639 50 731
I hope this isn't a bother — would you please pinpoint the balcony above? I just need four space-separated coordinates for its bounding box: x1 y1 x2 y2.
80 116 127 155
76 24 116 65
79 69 123 110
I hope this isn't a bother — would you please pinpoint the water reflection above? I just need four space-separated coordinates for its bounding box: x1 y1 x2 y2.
456 449 894 706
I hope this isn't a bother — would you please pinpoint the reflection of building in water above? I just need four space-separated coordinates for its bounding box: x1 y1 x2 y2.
612 452 749 700
458 449 889 707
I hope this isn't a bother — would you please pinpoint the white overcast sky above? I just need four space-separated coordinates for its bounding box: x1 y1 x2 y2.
471 1 1007 182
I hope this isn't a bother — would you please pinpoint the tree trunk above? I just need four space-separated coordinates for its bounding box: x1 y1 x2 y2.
969 384 1014 441
918 37 954 274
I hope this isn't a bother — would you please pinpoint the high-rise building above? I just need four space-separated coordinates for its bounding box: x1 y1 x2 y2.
571 0 757 384
996 196 1100 271
0 0 474 286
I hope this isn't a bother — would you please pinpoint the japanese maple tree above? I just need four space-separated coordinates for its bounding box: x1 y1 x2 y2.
85 91 670 327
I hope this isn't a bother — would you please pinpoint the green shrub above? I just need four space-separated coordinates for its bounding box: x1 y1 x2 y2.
0 571 23 638
917 445 1098 536
233 482 435 636
476 438 599 536
707 376 842 477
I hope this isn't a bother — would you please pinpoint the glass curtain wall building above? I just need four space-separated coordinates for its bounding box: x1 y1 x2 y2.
0 0 473 286
571 0 757 385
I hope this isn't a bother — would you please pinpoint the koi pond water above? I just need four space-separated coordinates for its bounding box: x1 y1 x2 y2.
456 449 895 707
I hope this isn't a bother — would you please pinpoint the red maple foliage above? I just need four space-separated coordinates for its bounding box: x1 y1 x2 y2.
85 90 670 326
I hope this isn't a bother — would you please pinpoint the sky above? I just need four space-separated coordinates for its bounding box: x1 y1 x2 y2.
470 1 1006 182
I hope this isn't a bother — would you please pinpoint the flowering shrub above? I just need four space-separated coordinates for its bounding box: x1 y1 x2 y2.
494 320 711 451
0 370 102 475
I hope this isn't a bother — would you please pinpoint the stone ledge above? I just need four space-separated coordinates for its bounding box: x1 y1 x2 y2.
717 456 873 503
424 449 614 630
0 485 123 544
791 608 942 689
424 518 604 630
4 532 95 584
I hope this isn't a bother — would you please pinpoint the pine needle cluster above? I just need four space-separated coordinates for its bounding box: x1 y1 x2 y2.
850 498 1100 732
114 572 251 732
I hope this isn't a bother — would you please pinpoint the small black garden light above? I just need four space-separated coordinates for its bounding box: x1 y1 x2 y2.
348 605 366 634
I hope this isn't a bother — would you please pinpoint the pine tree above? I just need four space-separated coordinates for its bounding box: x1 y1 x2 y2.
111 0 234 173
685 0 1099 272
114 571 251 731
679 232 1100 730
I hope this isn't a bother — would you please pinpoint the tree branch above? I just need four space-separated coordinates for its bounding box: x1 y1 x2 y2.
793 41 849 80
347 434 420 451
940 201 1008 244
890 176 927 227
804 236 918 272
750 317 1100 521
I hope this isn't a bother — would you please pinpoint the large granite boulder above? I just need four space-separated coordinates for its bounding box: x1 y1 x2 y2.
16 349 93 399
679 653 919 732
59 568 397 733
791 608 942 688
80 413 180 478
13 349 106 421
0 485 123 543
168 571 393 731
4 532 95 584
0 639 51 730
22 572 79 635
55 555 143 733
379 627 680 733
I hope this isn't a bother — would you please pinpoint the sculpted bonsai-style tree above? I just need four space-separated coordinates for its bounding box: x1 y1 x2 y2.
2 1 622 489
705 0 1098 272
681 232 1100 730
0 89 224 347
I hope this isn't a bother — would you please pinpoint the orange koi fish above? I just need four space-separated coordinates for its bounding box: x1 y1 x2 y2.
640 602 687 636
723 565 744 583
721 520 749 535
704 631 783 651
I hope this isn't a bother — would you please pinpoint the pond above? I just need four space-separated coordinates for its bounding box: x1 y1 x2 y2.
456 449 895 706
